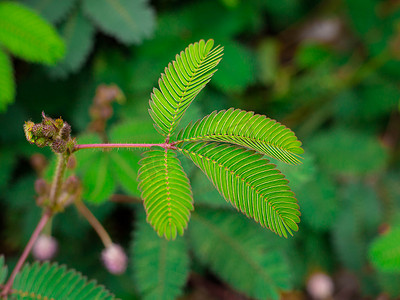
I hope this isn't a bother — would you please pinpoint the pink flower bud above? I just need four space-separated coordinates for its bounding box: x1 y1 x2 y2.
32 234 58 261
101 244 127 275
307 272 334 299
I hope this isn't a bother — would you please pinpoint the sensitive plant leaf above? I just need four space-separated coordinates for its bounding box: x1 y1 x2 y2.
82 0 155 45
0 47 15 112
0 255 8 285
176 108 304 165
369 226 400 272
21 0 77 24
131 211 190 300
148 39 223 138
11 261 116 299
49 9 95 78
138 148 193 240
178 142 300 237
0 1 65 64
189 209 291 300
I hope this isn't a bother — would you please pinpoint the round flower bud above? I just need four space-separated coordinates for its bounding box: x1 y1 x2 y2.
42 124 56 138
34 178 48 196
60 122 71 140
32 234 58 261
35 137 48 148
32 124 43 137
64 175 80 194
51 139 66 153
307 272 334 299
101 244 127 275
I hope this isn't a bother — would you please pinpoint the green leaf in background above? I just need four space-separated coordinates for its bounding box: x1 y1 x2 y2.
0 47 15 112
377 272 400 298
82 0 155 45
212 41 256 93
369 226 400 272
131 211 190 300
12 261 117 299
0 151 15 191
138 149 194 240
256 38 279 85
49 9 95 78
189 209 291 300
0 256 8 285
0 1 65 64
110 151 141 197
179 142 300 237
344 0 378 39
21 0 77 24
309 127 388 175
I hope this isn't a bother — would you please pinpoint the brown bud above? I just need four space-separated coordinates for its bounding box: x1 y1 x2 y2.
60 122 71 140
66 155 76 169
30 154 47 174
35 178 48 196
64 175 80 194
42 124 56 138
35 137 48 148
51 139 66 153
32 124 43 137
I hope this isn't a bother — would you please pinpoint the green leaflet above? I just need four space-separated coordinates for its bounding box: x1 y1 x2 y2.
131 211 190 300
0 1 65 64
0 47 15 112
189 209 291 300
178 142 300 237
148 39 223 138
369 226 400 272
137 148 193 240
10 261 116 299
21 0 77 24
82 0 155 45
0 256 8 285
176 108 304 165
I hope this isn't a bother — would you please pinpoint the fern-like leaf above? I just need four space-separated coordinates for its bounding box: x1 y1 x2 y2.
148 39 223 138
11 261 116 299
369 226 400 272
176 108 304 165
0 48 15 112
138 148 193 240
189 209 291 300
0 255 8 285
0 1 65 64
131 211 190 300
178 142 300 237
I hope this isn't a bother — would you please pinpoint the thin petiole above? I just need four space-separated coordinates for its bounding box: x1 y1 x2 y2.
74 143 176 152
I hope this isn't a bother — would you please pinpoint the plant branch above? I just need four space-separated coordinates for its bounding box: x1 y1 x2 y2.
74 142 176 152
74 200 112 248
1 209 52 298
49 154 68 205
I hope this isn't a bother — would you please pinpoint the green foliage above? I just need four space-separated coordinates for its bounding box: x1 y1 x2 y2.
0 48 15 112
0 256 8 285
138 149 193 240
10 261 116 299
369 226 400 272
0 1 65 64
131 211 189 300
21 0 77 24
176 108 304 165
189 209 291 300
179 142 300 237
82 0 155 45
148 39 223 138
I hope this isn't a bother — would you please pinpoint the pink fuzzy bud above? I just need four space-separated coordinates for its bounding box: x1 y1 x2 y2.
307 272 334 299
101 244 127 275
32 234 58 261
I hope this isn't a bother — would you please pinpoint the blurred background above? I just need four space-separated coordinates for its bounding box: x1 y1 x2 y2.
1 0 400 299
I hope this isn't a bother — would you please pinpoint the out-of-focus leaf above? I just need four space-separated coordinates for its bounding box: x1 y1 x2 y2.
21 0 77 24
0 48 14 112
256 38 278 85
131 211 190 300
369 226 400 272
295 43 332 69
309 127 388 175
0 150 15 190
0 1 65 64
110 151 141 197
0 256 8 285
377 272 400 297
344 0 378 38
82 0 155 45
49 9 95 78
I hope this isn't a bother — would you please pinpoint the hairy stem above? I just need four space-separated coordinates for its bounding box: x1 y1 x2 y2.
74 143 176 152
74 200 112 248
49 154 68 205
1 209 52 298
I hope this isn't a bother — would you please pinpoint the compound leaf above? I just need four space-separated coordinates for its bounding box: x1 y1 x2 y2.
138 148 193 240
148 39 223 138
189 209 291 299
82 0 155 45
176 108 303 165
178 142 300 237
131 211 190 300
0 1 65 64
11 261 116 299
0 48 15 112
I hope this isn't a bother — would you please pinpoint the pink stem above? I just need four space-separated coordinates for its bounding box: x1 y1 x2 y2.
1 209 52 297
74 143 176 151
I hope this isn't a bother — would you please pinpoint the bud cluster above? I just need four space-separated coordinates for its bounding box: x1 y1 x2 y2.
24 112 75 154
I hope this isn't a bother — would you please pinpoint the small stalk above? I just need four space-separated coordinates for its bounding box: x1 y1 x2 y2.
74 200 112 248
1 209 52 298
49 154 68 205
74 142 176 152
